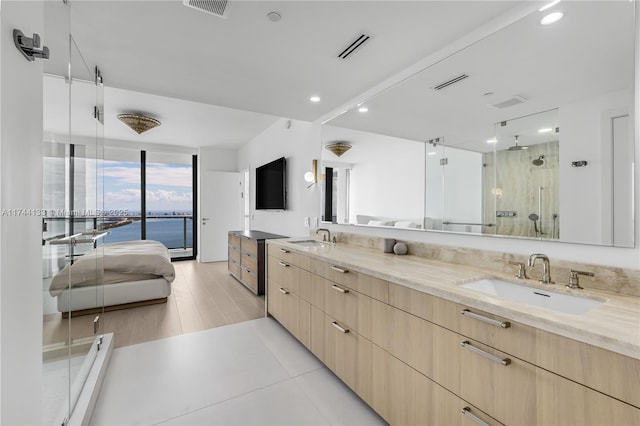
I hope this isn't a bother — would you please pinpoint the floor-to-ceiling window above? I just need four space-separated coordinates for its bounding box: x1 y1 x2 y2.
100 147 196 260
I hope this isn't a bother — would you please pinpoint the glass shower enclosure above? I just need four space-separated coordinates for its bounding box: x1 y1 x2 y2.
42 1 106 423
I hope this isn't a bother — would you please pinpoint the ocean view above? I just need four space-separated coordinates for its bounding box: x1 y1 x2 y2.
102 217 193 249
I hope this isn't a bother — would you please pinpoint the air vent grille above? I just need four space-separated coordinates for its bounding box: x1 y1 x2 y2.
183 0 230 18
490 95 528 109
432 74 469 90
338 34 371 59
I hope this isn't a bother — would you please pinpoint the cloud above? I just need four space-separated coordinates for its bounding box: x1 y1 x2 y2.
102 161 192 188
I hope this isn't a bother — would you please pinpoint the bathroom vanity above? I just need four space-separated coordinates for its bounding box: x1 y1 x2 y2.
266 237 640 425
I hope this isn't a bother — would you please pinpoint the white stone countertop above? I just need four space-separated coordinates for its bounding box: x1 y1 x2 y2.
267 238 640 360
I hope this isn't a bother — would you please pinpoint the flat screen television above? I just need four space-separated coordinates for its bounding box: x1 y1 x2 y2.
256 157 286 210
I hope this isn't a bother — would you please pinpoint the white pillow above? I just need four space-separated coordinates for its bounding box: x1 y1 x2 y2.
394 221 419 229
368 220 394 227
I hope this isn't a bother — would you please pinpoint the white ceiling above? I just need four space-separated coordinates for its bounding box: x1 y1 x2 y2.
326 1 635 153
42 1 523 149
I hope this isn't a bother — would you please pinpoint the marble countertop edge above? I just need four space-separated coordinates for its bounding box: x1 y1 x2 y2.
267 239 640 360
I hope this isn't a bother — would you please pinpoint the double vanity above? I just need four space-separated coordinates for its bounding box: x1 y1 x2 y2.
265 235 639 425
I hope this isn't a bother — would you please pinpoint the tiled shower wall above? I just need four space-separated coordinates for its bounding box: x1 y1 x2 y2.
483 141 559 239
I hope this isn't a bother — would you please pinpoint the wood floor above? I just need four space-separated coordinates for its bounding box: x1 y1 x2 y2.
43 261 265 349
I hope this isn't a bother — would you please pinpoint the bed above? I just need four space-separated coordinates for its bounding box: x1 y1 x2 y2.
49 240 175 318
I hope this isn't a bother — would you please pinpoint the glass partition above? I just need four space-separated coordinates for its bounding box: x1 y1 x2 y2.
42 4 105 421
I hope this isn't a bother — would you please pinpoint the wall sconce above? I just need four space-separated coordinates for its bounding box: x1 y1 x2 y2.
304 159 318 188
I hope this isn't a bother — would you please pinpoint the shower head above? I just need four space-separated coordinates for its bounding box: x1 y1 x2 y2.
508 135 528 151
532 155 545 166
528 213 539 221
528 213 539 236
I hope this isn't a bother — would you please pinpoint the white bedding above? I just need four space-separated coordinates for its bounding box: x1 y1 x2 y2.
49 240 176 296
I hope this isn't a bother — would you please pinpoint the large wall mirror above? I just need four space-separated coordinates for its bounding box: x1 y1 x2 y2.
321 1 636 247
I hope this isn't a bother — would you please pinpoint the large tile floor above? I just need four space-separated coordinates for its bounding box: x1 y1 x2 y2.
90 317 386 425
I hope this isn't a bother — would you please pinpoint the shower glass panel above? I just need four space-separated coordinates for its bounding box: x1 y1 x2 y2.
41 20 105 425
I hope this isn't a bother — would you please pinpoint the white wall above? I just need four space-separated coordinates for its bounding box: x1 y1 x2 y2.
0 1 44 423
559 89 632 245
237 118 321 238
199 146 238 173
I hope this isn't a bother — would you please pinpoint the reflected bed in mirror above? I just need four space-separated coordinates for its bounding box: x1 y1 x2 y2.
321 1 635 247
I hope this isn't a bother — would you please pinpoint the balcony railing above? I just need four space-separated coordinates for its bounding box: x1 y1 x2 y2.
43 215 193 253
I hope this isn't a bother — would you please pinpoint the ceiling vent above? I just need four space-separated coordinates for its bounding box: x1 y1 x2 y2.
432 73 469 90
338 34 371 59
490 95 528 109
183 0 231 18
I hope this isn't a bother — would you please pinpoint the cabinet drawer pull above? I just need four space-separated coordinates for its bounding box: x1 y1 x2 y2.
279 248 290 253
279 261 290 267
331 321 350 333
331 284 349 294
279 288 289 295
331 265 348 273
461 407 490 426
461 341 510 366
461 309 510 328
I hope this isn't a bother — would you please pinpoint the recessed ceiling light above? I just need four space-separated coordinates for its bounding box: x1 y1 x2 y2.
358 107 368 113
538 128 553 133
486 138 497 144
427 151 437 156
541 12 563 25
310 96 320 103
266 11 281 22
539 0 561 12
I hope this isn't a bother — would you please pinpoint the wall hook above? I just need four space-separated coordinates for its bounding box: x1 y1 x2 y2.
13 29 49 62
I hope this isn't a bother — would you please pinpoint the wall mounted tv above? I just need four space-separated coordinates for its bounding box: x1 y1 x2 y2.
256 157 287 210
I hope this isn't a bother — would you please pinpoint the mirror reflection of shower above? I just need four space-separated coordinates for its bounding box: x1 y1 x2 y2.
489 108 560 239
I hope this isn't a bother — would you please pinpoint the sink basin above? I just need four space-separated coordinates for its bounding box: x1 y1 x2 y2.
460 278 603 315
289 239 330 247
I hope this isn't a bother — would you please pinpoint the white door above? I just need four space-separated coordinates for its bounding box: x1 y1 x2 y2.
199 171 242 262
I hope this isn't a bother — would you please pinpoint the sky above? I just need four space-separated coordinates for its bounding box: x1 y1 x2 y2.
103 160 193 214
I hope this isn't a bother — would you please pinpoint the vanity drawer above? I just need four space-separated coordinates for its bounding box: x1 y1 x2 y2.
323 276 360 333
240 237 258 257
267 255 299 294
268 245 311 270
356 274 389 303
310 258 359 289
322 312 373 404
433 297 537 362
241 251 257 272
371 344 502 426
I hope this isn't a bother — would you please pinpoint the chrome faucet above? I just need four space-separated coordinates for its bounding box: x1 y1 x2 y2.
316 228 331 242
528 253 554 284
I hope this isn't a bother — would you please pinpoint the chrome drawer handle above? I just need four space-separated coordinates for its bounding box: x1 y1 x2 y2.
279 248 290 253
331 265 348 273
331 321 349 333
461 309 510 328
279 288 289 295
279 261 290 267
461 407 490 426
331 284 349 294
461 341 510 366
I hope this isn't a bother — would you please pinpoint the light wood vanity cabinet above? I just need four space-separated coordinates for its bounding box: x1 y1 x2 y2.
267 245 640 425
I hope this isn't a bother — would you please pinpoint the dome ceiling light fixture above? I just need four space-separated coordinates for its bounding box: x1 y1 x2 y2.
325 141 352 157
117 113 161 135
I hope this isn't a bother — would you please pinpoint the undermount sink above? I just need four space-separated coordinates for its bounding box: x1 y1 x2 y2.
289 239 330 247
460 278 603 315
